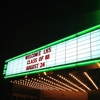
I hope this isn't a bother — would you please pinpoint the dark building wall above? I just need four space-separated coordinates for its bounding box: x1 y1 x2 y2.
12 10 100 57
88 90 100 100
13 84 40 98
40 90 88 100
3 82 13 100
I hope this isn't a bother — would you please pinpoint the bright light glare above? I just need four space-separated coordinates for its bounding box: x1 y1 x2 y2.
57 75 86 92
69 73 91 91
84 72 98 89
97 63 100 68
47 76 78 92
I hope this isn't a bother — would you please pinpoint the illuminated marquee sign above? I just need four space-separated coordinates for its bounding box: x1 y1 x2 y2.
4 24 100 78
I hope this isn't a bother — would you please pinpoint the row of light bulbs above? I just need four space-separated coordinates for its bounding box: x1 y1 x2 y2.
47 76 78 92
11 77 67 91
57 75 86 92
58 71 98 91
39 77 72 91
10 71 98 92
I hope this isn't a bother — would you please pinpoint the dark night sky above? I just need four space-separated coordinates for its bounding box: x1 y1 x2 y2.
0 1 100 77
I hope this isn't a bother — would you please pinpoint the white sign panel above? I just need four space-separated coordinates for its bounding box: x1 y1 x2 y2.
6 29 100 76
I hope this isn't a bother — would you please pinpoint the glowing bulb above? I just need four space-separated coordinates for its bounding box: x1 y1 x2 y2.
69 73 90 91
84 72 98 90
58 75 86 92
97 63 100 68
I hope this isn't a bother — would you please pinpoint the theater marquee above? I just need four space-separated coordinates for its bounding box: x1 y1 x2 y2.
3 24 100 78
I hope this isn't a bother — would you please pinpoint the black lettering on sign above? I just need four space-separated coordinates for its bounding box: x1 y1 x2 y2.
44 47 51 54
26 63 39 70
27 58 37 64
40 62 45 68
45 54 50 60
